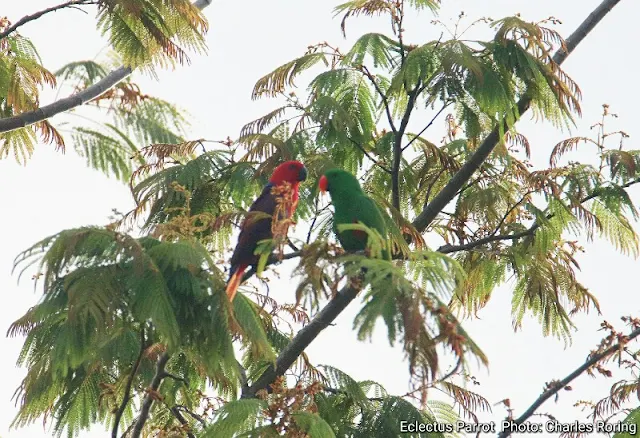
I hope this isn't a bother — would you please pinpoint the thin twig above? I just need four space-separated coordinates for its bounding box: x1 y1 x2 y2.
486 191 534 238
423 167 449 208
241 250 303 283
0 0 97 40
112 328 146 438
433 357 464 385
174 405 207 427
402 103 450 152
348 137 392 174
169 407 196 438
306 199 324 244
396 0 406 65
361 66 398 135
322 385 385 402
497 325 640 438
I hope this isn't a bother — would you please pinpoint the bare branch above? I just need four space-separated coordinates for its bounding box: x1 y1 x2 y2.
0 0 215 134
131 352 170 438
112 328 146 438
392 82 422 210
412 0 623 233
242 283 361 398
361 66 397 135
498 325 640 438
402 103 450 152
0 0 97 41
348 137 392 174
0 65 133 134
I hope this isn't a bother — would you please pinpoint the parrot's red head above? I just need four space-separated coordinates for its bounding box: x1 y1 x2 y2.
270 160 307 185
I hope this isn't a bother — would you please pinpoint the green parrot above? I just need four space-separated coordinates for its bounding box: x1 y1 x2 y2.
318 168 390 260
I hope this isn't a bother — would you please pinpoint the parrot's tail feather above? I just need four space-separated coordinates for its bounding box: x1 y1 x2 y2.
226 265 247 302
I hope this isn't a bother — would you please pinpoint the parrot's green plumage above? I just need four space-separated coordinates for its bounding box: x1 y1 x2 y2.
319 169 390 260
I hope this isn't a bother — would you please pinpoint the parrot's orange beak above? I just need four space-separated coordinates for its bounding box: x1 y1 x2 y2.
318 175 328 193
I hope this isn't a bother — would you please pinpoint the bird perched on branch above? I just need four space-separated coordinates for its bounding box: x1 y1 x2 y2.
318 168 389 260
226 160 308 302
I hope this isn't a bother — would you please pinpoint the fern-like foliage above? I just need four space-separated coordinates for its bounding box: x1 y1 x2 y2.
9 226 277 436
203 367 462 438
1 0 208 164
8 1 640 437
0 29 61 161
96 0 208 72
59 57 194 181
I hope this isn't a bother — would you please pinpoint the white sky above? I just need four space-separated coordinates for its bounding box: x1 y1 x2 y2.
1 0 640 437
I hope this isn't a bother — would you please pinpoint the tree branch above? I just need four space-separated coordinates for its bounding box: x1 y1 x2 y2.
392 83 422 210
169 407 196 438
361 66 397 135
174 405 207 427
161 371 189 387
119 417 137 438
402 103 450 152
242 283 361 398
0 0 97 41
322 385 385 402
241 250 302 283
348 136 392 174
0 0 215 134
237 7 633 389
437 226 536 254
112 328 146 438
412 0 623 233
437 177 640 255
497 324 640 438
131 352 170 438
485 191 534 238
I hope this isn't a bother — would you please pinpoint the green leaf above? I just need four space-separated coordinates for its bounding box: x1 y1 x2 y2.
292 411 337 438
342 33 400 69
613 406 640 438
203 399 267 438
252 53 328 99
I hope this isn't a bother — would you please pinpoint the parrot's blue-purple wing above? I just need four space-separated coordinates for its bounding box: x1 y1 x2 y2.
228 183 278 279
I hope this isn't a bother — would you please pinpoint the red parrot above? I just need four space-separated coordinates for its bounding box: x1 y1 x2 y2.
225 161 308 302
